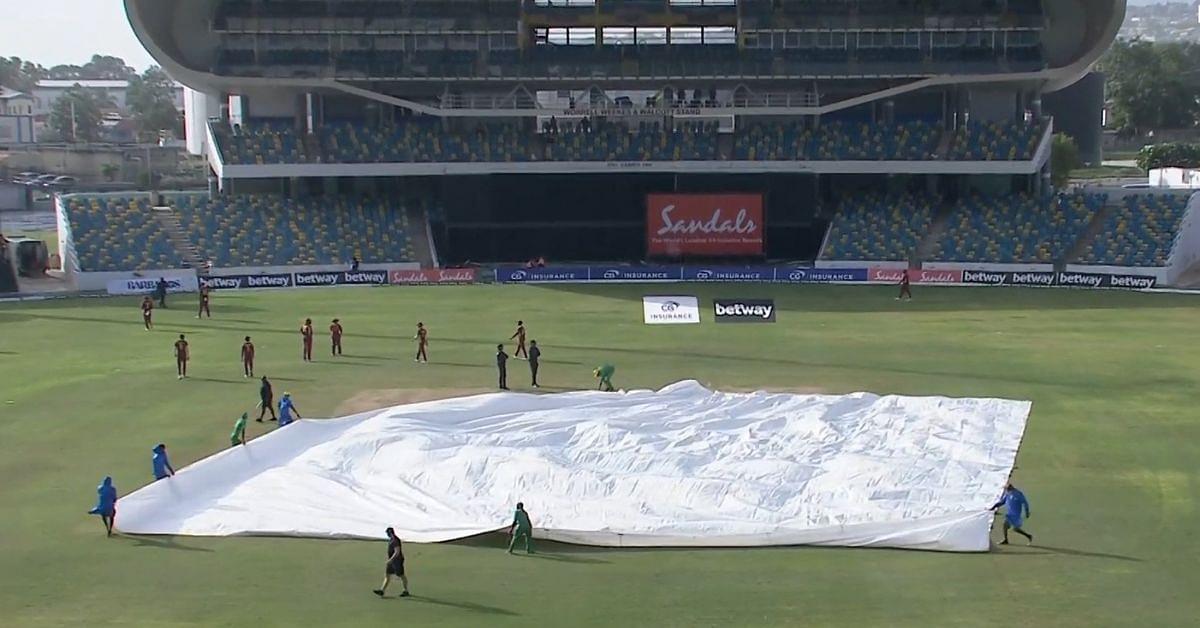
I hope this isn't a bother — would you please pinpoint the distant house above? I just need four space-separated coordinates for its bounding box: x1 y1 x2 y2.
30 79 187 119
0 86 37 144
0 86 35 116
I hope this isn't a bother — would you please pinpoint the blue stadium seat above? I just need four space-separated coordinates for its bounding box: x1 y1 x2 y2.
168 193 422 267
65 195 185 272
1078 194 1190 267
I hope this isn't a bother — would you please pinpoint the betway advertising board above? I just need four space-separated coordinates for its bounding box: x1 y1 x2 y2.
646 193 764 257
495 266 869 284
958 269 1158 289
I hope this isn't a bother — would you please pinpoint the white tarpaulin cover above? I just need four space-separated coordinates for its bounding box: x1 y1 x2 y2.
116 381 1031 552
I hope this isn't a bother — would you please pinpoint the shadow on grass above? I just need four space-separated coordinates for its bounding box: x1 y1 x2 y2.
189 377 247 385
407 595 518 616
119 534 214 553
996 544 1142 562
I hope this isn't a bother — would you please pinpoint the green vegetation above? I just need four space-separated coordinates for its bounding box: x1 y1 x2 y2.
2 285 1199 627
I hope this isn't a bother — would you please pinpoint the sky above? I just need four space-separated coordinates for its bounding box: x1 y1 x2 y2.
0 0 157 70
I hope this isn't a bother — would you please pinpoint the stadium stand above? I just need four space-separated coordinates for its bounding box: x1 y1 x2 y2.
167 194 419 267
64 196 185 272
929 193 1104 264
948 119 1047 161
216 118 1049 165
1077 194 1190 267
820 194 936 261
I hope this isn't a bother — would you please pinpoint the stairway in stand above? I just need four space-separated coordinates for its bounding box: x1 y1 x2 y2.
404 204 437 268
1059 205 1112 268
152 206 208 276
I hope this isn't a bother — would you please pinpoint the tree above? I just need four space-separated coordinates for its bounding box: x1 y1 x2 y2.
1050 133 1081 187
101 163 120 182
47 55 136 81
48 87 113 143
1099 39 1200 133
0 56 47 92
127 67 182 142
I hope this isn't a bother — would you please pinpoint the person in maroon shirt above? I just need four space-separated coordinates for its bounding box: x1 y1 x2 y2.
174 334 190 379
897 269 912 301
141 296 154 330
300 318 314 362
330 318 344 356
197 287 211 318
413 322 428 363
241 336 256 378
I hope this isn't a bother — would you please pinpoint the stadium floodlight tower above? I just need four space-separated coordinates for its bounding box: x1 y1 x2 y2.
124 0 1128 262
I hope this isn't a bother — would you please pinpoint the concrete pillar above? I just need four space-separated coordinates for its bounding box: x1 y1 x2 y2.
184 89 222 156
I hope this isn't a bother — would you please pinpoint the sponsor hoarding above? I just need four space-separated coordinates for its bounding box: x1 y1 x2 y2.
494 265 871 284
496 266 591 283
201 273 294 290
869 267 964 284
683 266 776 282
642 296 701 325
292 271 389 287
594 266 682 281
646 193 764 257
106 275 199 296
713 299 777 323
389 268 478 285
780 268 869 283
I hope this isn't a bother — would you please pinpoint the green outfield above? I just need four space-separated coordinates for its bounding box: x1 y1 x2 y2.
1 284 1198 627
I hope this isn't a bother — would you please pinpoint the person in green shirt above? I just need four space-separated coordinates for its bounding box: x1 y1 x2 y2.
230 412 248 447
593 363 616 392
507 502 534 554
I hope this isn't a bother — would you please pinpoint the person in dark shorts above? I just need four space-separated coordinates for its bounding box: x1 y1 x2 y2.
496 344 509 390
528 340 541 388
197 286 211 318
241 336 255 378
373 527 410 598
141 297 154 330
154 277 168 308
897 269 912 301
174 334 189 379
257 376 277 422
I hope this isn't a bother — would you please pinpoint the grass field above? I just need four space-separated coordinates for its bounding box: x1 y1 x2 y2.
1 284 1198 627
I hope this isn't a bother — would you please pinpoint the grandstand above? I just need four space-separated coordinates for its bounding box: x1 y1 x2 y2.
107 0 1160 278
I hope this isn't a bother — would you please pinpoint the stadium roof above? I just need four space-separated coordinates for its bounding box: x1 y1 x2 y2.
35 79 131 89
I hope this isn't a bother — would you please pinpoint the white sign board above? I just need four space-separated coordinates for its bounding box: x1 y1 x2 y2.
106 275 199 296
642 295 701 325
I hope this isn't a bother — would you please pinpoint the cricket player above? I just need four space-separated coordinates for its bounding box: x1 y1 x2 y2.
174 334 190 379
897 269 912 301
141 296 154 330
991 483 1033 545
231 412 248 447
594 363 615 392
241 336 255 378
197 286 211 318
373 527 410 598
87 476 118 537
508 502 534 554
414 322 428 363
300 318 314 362
510 320 528 359
330 318 344 356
